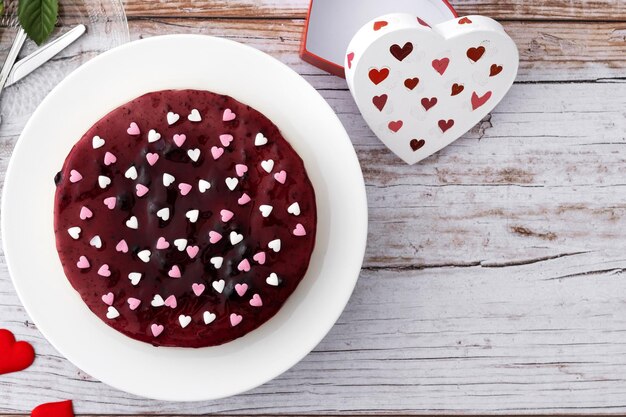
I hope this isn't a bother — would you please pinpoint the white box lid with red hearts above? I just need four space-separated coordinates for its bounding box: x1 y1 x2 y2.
345 13 519 165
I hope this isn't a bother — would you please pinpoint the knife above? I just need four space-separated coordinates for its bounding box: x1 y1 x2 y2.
5 24 86 88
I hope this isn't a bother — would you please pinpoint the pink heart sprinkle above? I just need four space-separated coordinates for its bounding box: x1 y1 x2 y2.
127 122 140 136
186 245 199 258
101 292 114 306
164 295 177 308
173 134 186 147
168 265 182 278
249 293 263 307
146 153 159 166
156 237 170 250
274 170 287 184
223 109 236 122
104 152 117 166
238 193 251 205
98 264 111 277
220 134 234 147
136 184 149 197
103 197 116 209
235 164 248 177
127 297 141 310
209 231 223 244
116 239 128 253
192 283 205 296
220 209 234 222
253 252 266 265
79 206 93 220
178 183 192 195
211 146 224 160
235 283 248 296
151 324 164 337
69 169 83 183
76 256 90 269
237 258 251 272
293 223 307 236
230 313 242 327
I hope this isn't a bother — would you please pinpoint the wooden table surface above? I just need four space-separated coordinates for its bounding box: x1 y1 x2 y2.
3 0 626 414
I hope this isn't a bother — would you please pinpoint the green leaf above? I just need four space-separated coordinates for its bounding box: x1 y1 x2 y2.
18 0 58 45
0 1 4 16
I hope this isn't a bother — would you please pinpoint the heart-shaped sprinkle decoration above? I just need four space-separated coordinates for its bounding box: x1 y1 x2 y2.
128 272 142 286
125 166 138 180
138 249 151 263
179 315 192 328
220 209 234 222
98 264 111 277
76 256 90 269
164 295 177 308
127 298 141 310
211 146 224 160
186 245 199 259
235 164 248 177
210 257 224 269
268 239 281 252
103 151 117 166
168 265 181 278
255 133 268 146
156 207 170 221
187 148 201 162
126 216 138 229
98 175 111 189
188 109 202 122
225 177 238 191
259 205 273 217
148 129 161 143
209 231 222 244
106 306 120 319
151 294 165 307
261 159 274 173
79 206 93 220
186 209 199 223
223 109 236 122
249 294 263 307
174 239 188 251
203 312 216 325
69 169 83 183
212 279 225 293
156 237 169 250
103 197 116 209
230 231 244 245
238 193 251 205
293 223 307 236
101 292 114 306
116 239 128 253
127 122 140 136
67 227 81 240
167 112 180 125
220 134 234 147
146 153 159 166
274 170 287 184
151 324 164 337
198 180 211 193
266 272 279 286
163 173 175 187
136 184 149 197
235 283 248 296
238 259 251 272
89 235 102 249
92 136 105 149
173 134 186 147
178 183 192 196
253 251 266 264
287 202 301 216
230 313 242 327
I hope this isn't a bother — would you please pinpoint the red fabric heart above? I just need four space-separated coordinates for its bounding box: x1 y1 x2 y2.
0 329 35 375
31 400 74 417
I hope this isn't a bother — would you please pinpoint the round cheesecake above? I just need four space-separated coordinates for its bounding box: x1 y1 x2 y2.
53 89 317 347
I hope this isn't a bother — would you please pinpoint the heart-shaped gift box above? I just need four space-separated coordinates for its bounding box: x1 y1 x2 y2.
345 13 519 164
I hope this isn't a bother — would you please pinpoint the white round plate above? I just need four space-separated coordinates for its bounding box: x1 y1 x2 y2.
2 35 367 401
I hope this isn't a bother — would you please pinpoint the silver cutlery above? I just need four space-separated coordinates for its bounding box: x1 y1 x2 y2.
0 28 27 98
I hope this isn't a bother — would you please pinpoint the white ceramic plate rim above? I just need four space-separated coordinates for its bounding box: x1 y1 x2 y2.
2 35 368 401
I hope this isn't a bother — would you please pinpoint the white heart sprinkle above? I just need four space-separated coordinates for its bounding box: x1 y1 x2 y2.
225 177 238 191
138 249 151 263
167 112 180 125
187 148 201 162
268 239 281 252
261 159 274 173
255 132 268 146
259 205 273 217
89 235 102 249
174 239 187 251
163 173 175 187
156 207 170 221
266 272 279 286
148 129 161 143
212 280 225 293
188 109 202 122
106 306 120 319
98 175 111 189
125 166 138 180
126 216 138 229
151 294 165 307
179 315 192 328
210 257 223 269
92 136 105 149
203 311 216 325
287 202 301 216
186 209 199 223
67 227 81 240
230 231 244 245
199 179 211 193
128 272 142 286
